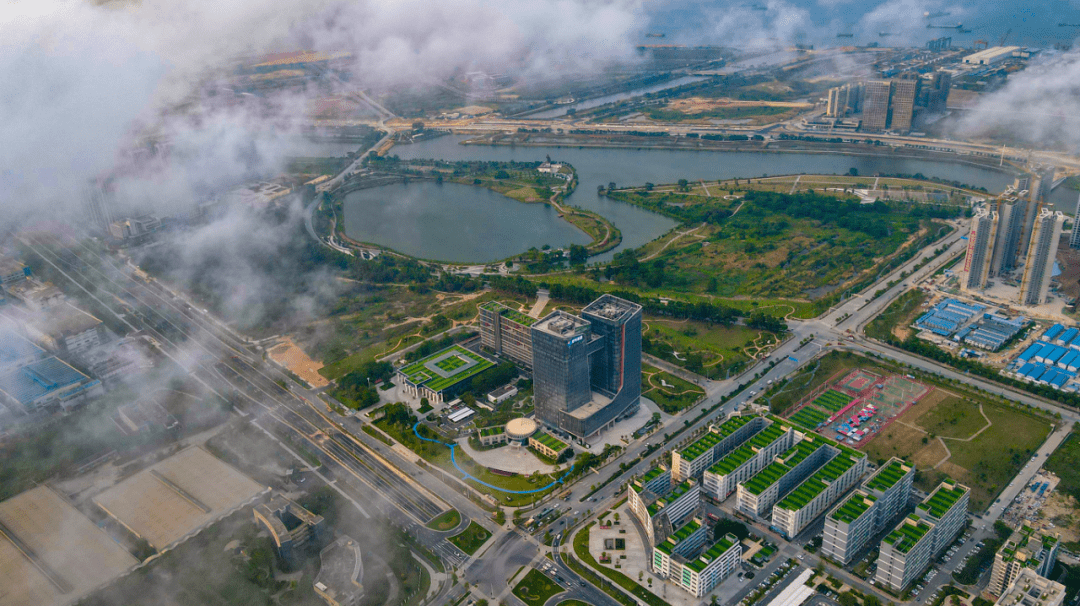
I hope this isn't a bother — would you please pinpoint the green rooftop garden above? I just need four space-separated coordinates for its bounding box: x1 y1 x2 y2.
884 517 932 554
686 534 738 572
831 492 876 524
917 481 969 520
776 452 858 511
480 426 504 437
741 440 827 496
648 481 694 516
746 422 788 450
680 416 754 462
865 458 910 493
397 345 495 392
657 520 702 555
481 301 538 327
708 444 756 476
532 432 568 452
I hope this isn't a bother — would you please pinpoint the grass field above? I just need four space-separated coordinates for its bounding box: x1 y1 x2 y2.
865 290 929 342
863 390 1052 510
1046 433 1080 504
425 509 461 531
642 364 705 413
513 568 565 606
448 521 492 555
643 316 779 380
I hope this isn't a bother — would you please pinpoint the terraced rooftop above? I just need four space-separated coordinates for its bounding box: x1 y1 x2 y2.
648 481 694 517
741 439 828 496
746 422 788 450
687 534 738 572
656 520 702 555
865 458 910 493
480 301 538 326
777 453 858 511
884 516 933 554
917 481 968 520
680 416 754 462
633 466 668 494
708 444 756 476
831 492 876 524
532 432 568 452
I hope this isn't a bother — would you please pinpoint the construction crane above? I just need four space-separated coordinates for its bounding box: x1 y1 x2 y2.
974 40 989 49
998 28 1012 46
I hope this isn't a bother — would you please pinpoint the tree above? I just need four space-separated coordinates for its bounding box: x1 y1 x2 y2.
614 512 620 524
677 178 690 192
608 182 617 191
569 244 588 266
848 167 858 176
839 592 859 606
864 595 882 606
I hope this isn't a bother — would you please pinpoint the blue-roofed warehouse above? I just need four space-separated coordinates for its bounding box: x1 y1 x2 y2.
0 328 46 372
1043 324 1065 342
1058 328 1080 347
0 357 103 410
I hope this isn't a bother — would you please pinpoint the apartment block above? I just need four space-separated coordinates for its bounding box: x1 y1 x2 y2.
629 468 702 545
772 449 868 539
915 480 971 553
703 420 796 500
964 206 999 291
862 80 891 131
672 415 766 482
736 437 835 519
629 466 672 534
1019 208 1064 306
654 528 742 598
989 525 1060 596
994 568 1066 606
863 458 916 524
876 515 937 592
823 491 878 565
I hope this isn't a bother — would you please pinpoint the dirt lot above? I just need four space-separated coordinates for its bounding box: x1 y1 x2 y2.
268 337 330 388
664 97 813 113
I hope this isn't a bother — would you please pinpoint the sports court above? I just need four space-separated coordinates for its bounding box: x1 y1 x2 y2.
784 369 930 447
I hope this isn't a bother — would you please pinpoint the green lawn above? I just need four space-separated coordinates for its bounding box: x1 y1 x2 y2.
915 396 992 440
865 290 928 341
425 509 461 531
643 317 777 380
448 521 492 555
642 364 705 413
513 569 564 606
1046 432 1080 504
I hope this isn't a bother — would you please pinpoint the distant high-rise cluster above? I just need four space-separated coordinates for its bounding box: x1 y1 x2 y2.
962 166 1066 306
828 69 952 133
1071 193 1080 249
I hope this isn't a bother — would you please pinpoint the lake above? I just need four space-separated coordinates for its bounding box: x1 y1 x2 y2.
341 181 590 263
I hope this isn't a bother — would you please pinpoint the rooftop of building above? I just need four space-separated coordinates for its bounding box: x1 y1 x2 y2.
0 328 45 367
479 301 537 326
531 432 568 452
884 516 934 554
648 480 695 517
708 444 756 476
864 458 911 493
479 426 505 437
831 492 877 524
0 356 96 406
686 533 739 573
776 452 858 512
582 294 642 322
656 519 702 555
917 480 969 520
396 345 495 393
680 416 753 462
533 310 591 339
996 568 1065 606
40 303 102 337
315 535 364 606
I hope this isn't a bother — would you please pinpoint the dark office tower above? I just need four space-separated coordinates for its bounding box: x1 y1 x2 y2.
532 311 594 424
888 75 919 132
531 294 642 439
862 80 891 132
1020 166 1057 259
581 294 642 410
927 71 951 113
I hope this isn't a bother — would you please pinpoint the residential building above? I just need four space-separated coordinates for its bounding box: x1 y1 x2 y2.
478 301 536 367
654 527 741 598
254 494 325 566
703 420 796 500
630 466 672 535
964 206 999 291
1019 208 1064 305
771 448 868 538
926 71 951 113
1019 167 1056 257
862 80 891 131
889 75 920 133
876 515 937 592
823 491 878 565
653 519 708 573
672 415 767 482
315 535 364 606
994 568 1065 606
822 458 914 564
736 436 835 519
915 480 970 553
630 471 702 545
989 525 1060 596
992 193 1025 274
85 179 113 234
532 294 642 438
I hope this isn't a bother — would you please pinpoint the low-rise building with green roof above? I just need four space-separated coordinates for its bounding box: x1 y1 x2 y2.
672 415 766 482
876 515 937 591
396 345 496 404
736 437 835 519
653 528 741 598
702 420 796 500
528 432 569 459
477 425 508 447
772 449 868 539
